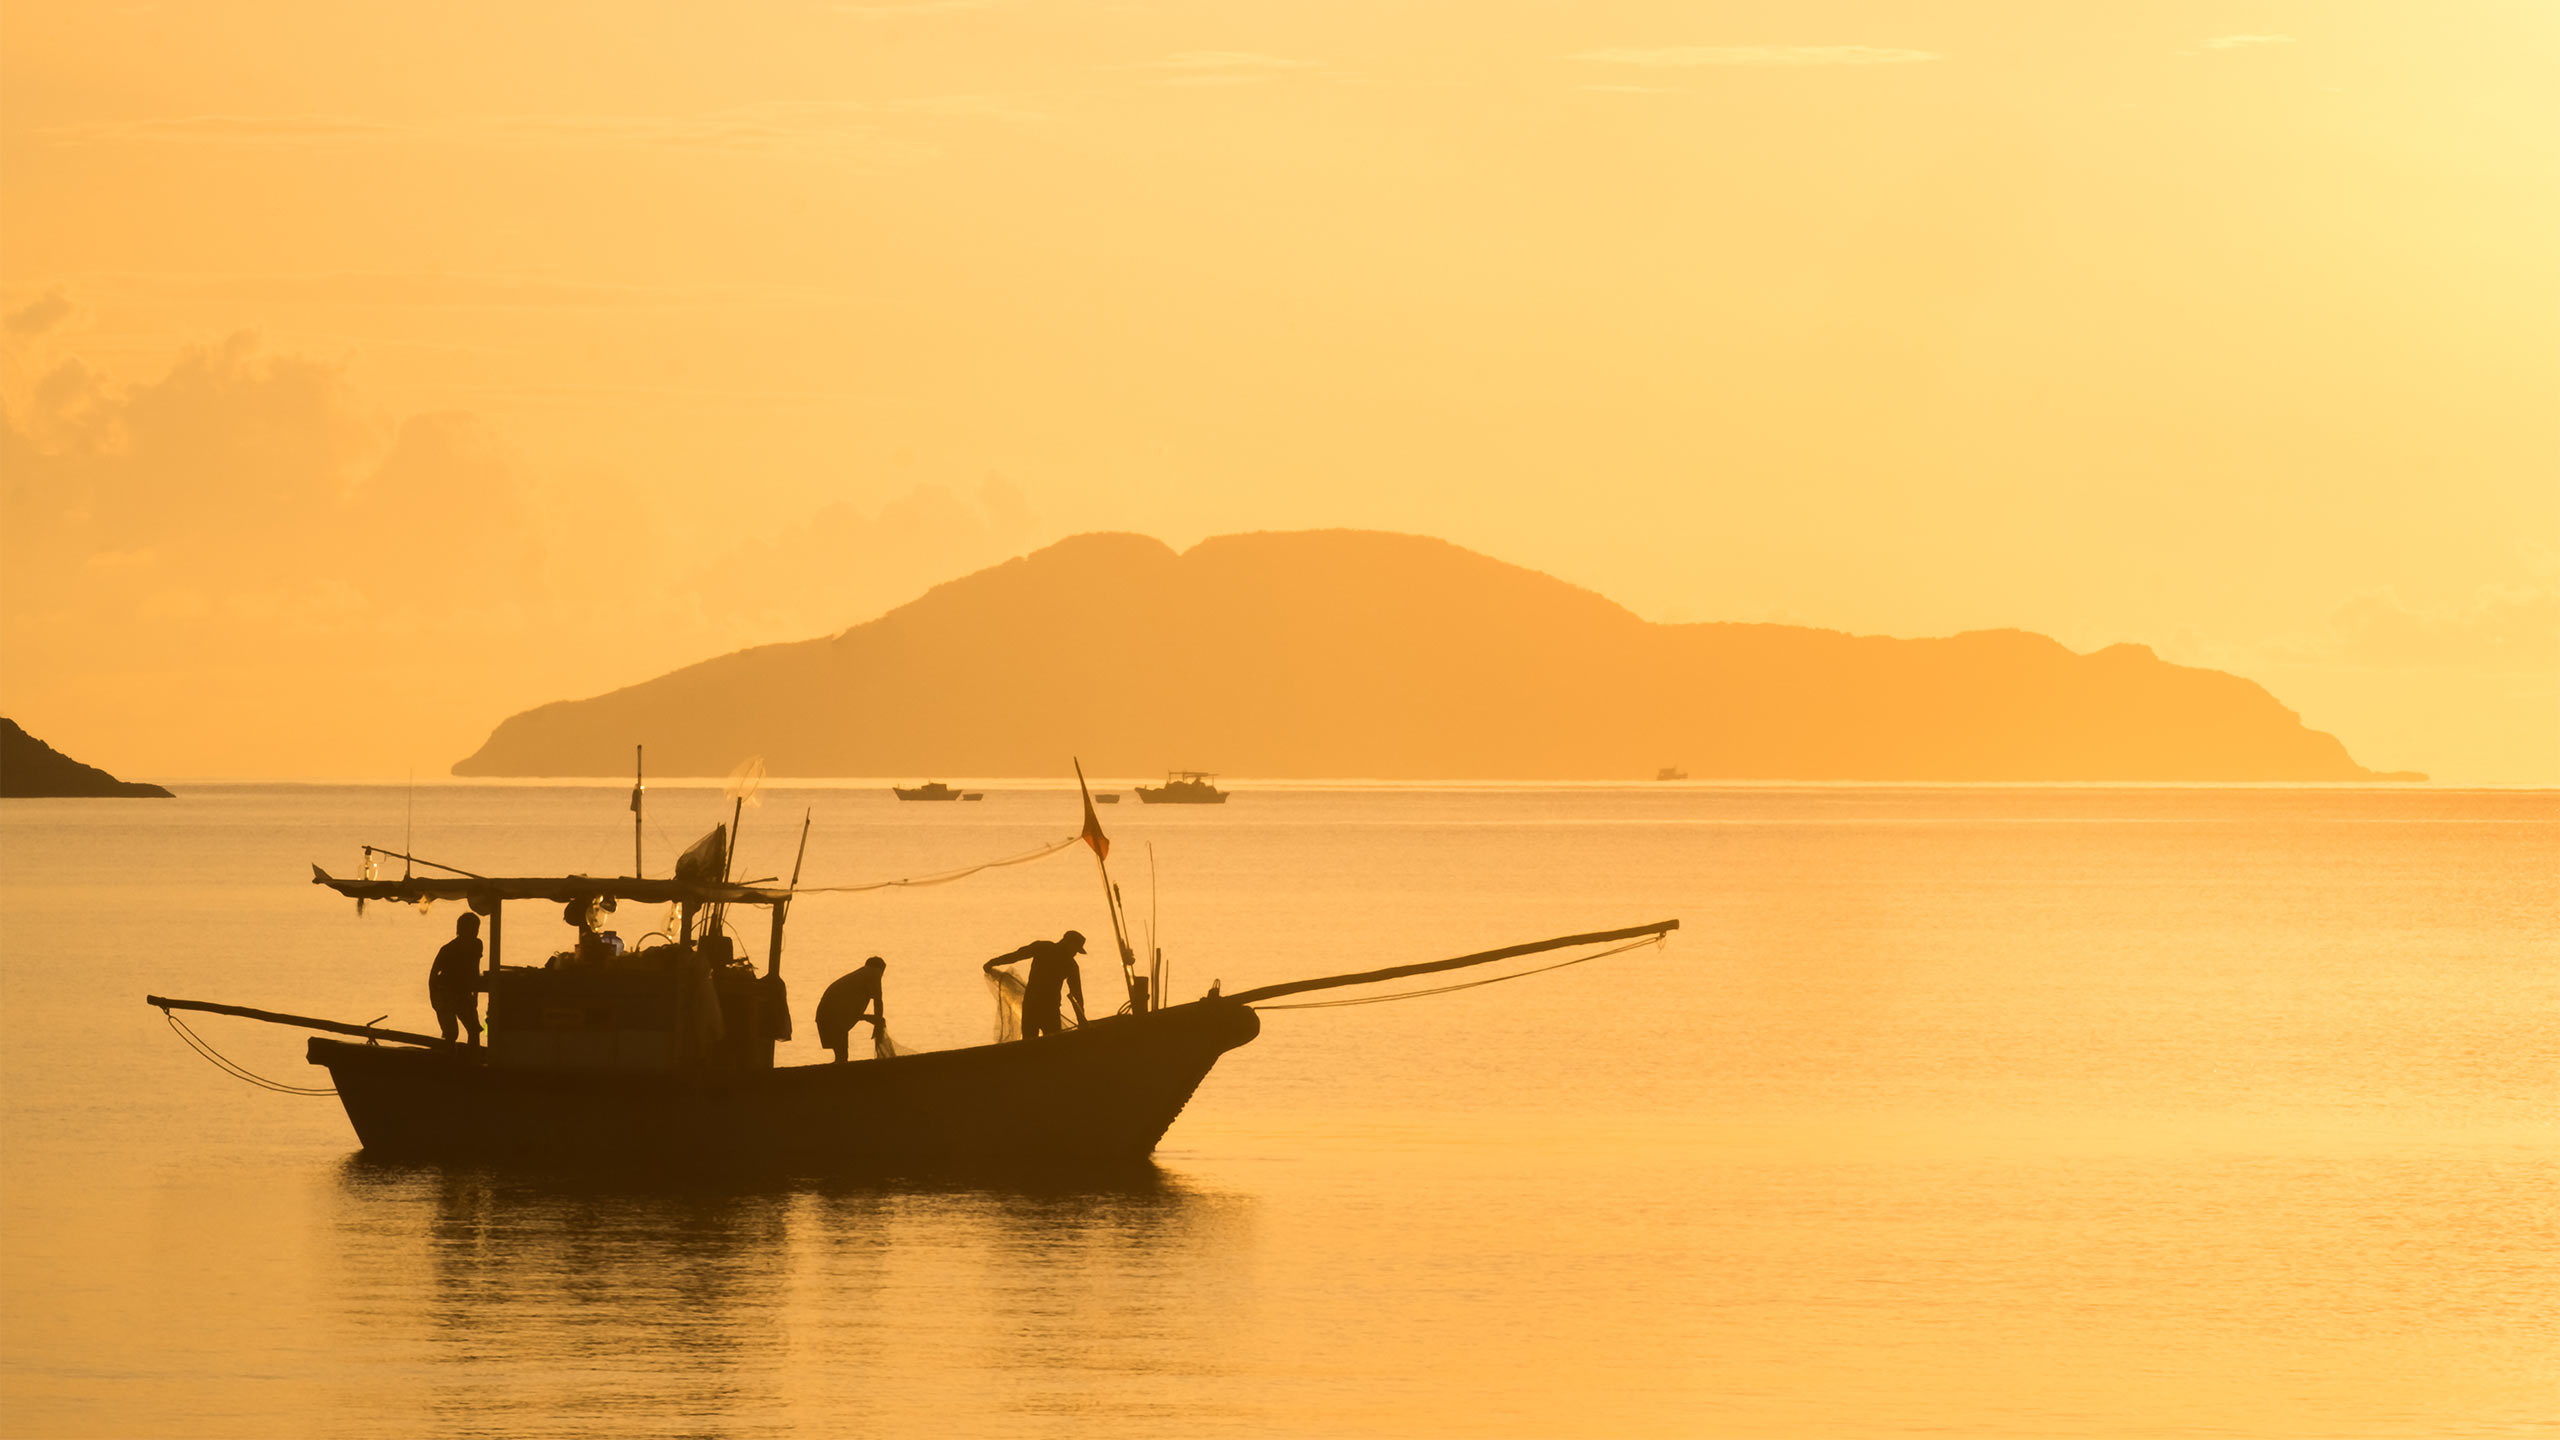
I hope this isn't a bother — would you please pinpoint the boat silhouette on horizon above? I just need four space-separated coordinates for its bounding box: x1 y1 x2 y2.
1136 771 1227 804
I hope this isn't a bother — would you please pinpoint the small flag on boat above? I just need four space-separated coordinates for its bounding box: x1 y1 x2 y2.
1074 759 1110 862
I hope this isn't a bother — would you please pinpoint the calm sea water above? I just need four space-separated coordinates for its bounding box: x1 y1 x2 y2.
2 784 2553 1438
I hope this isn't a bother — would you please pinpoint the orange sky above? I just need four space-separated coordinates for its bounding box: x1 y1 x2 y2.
3 0 2553 781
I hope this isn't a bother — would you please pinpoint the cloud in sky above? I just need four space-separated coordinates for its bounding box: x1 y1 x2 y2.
43 114 408 144
34 270 842 312
5 292 73 337
40 97 1040 162
0 334 1049 775
2202 34 2297 50
1129 51 1323 86
1571 45 1940 69
2282 585 2560 671
814 0 998 13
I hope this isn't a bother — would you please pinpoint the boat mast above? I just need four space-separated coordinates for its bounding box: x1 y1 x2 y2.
1075 759 1146 1012
630 744 645 878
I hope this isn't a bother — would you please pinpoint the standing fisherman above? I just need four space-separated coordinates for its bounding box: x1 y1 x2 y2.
984 930 1088 1039
428 912 483 1046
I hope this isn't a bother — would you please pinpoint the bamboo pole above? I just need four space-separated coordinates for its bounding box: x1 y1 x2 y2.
1223 920 1679 1005
145 995 449 1048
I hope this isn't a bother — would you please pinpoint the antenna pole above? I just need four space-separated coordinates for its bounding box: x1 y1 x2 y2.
726 798 744 882
631 745 646 879
790 808 813 889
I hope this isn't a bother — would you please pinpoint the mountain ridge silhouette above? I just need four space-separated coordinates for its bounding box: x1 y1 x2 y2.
454 529 2391 781
2 718 175 797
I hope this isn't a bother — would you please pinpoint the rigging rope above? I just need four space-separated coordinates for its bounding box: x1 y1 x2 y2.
1248 933 1666 1010
160 1010 338 1096
791 834 1082 894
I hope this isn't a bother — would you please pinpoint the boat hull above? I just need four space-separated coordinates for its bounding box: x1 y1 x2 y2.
309 999 1259 1176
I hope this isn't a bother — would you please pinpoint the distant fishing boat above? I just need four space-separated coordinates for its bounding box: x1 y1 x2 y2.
1094 792 1120 803
144 770 1673 1175
894 782 981 802
1136 771 1227 805
1655 767 1687 781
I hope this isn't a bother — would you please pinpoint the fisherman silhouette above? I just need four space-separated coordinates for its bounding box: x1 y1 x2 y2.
429 913 483 1046
984 930 1087 1039
815 957 888 1062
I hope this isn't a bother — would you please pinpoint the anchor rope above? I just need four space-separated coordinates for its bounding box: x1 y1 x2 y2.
160 1009 338 1096
1248 933 1667 1010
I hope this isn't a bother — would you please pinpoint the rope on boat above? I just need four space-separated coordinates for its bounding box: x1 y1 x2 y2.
159 1009 338 1097
1248 932 1668 1010
791 834 1082 894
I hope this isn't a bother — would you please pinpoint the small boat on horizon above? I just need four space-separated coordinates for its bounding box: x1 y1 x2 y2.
1136 771 1227 805
1655 767 1688 781
894 782 983 802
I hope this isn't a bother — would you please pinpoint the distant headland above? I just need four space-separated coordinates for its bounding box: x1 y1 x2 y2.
454 530 2411 783
2 719 175 797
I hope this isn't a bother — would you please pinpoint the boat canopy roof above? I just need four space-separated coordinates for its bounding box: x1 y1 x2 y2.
312 866 789 907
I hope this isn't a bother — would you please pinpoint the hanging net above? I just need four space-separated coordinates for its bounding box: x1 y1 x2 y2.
986 968 1078 1044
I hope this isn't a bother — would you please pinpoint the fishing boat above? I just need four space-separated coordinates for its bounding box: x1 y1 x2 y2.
145 778 1674 1175
1655 767 1687 781
894 782 979 801
1136 771 1227 805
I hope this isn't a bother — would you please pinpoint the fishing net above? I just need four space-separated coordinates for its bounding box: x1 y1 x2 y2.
872 1025 912 1060
987 968 1078 1044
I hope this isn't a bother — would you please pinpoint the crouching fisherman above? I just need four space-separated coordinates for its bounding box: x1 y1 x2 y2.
815 956 889 1062
428 912 483 1046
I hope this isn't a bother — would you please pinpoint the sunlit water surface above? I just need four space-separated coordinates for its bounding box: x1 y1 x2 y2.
3 784 2553 1437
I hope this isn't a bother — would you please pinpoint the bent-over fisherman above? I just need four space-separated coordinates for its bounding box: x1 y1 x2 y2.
984 930 1087 1039
428 912 483 1046
815 956 888 1062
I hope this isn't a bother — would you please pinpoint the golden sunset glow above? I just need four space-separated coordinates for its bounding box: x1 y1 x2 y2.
4 0 2555 779
6 12 2560 1436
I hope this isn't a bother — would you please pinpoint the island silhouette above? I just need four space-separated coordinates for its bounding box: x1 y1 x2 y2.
2 718 175 797
454 530 2404 782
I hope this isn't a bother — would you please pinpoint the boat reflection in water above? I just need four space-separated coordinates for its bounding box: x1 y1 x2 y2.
324 1156 1258 1433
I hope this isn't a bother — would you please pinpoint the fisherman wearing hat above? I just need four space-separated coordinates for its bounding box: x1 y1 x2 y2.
815 956 889 1062
983 929 1088 1039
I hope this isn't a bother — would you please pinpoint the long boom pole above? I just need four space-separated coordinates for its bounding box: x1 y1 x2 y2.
146 995 449 1048
1223 919 1679 1006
